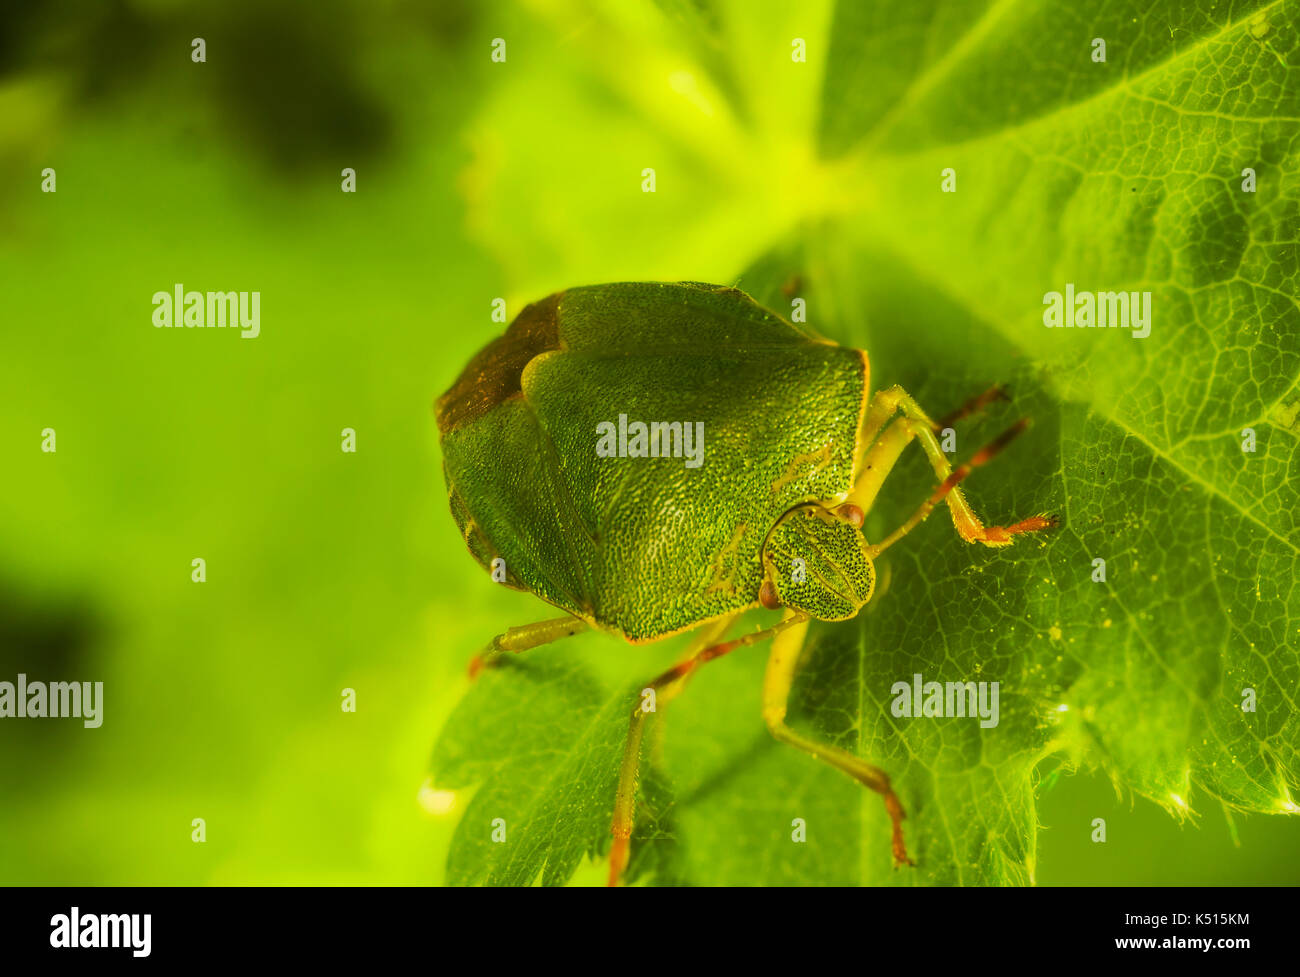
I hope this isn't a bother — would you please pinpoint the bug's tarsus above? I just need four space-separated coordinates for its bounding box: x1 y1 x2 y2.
884 793 914 868
938 417 1059 545
976 513 1060 545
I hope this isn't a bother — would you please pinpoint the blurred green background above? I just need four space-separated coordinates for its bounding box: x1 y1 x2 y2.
1 0 1297 885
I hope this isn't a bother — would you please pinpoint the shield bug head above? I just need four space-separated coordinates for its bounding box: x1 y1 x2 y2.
758 502 875 620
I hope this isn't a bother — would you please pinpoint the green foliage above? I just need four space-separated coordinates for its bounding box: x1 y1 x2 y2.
431 0 1300 885
433 658 680 885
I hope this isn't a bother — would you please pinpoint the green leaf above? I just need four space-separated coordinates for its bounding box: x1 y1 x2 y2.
430 0 1300 885
432 654 681 886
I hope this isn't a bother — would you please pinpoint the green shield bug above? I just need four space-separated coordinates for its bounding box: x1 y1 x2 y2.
436 281 1055 885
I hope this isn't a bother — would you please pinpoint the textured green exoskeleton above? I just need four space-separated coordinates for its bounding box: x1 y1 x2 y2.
435 280 1053 883
437 281 873 641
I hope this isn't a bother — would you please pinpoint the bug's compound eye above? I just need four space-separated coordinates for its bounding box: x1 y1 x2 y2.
835 503 865 528
759 578 781 610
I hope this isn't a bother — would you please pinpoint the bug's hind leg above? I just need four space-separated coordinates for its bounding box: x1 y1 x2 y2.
851 383 1053 547
467 615 588 679
761 616 914 867
609 612 807 886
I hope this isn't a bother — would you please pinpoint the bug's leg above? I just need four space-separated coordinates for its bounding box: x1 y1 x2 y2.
853 385 987 541
761 616 914 867
852 384 1051 547
936 384 1008 428
467 615 588 679
867 419 1056 558
852 413 987 542
851 382 946 472
609 612 807 886
854 387 910 456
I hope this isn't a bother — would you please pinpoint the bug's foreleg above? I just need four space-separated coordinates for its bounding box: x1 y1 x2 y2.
760 616 914 867
467 615 588 678
866 419 1057 557
852 385 989 542
851 412 989 543
609 612 804 886
852 384 1053 548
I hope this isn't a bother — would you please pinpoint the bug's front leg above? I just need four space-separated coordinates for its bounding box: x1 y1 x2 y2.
852 385 984 540
761 615 914 868
868 418 1056 557
851 384 1053 548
